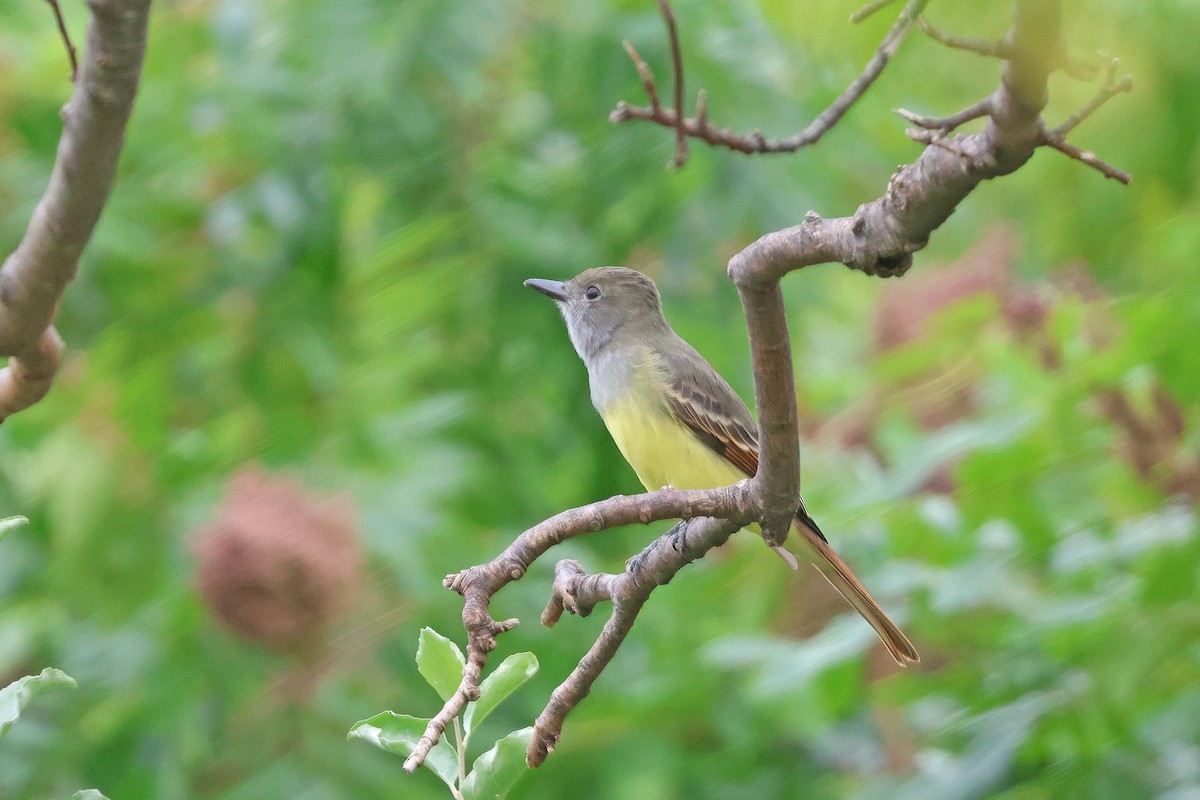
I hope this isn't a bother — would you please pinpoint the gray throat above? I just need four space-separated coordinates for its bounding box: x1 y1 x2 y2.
558 303 673 413
582 346 638 413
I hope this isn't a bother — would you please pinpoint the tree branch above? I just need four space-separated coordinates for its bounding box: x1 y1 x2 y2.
895 98 992 133
1041 135 1131 184
726 0 1129 563
528 516 740 765
402 0 1131 775
655 0 688 168
0 0 151 421
402 485 756 772
541 559 614 626
1051 58 1131 138
850 0 901 25
1035 53 1132 184
610 0 931 159
915 15 1015 59
44 0 79 81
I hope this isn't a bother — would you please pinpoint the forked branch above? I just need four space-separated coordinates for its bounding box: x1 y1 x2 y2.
402 487 755 772
405 0 1130 775
616 0 1128 186
1041 55 1133 183
610 0 931 163
0 0 151 421
528 516 740 765
915 15 1015 59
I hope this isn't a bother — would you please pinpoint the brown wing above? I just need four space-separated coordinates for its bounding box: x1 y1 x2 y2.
660 334 761 478
660 333 828 544
659 338 916 665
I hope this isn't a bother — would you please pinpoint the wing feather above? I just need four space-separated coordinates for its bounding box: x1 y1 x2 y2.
657 335 917 664
660 336 761 478
659 335 827 544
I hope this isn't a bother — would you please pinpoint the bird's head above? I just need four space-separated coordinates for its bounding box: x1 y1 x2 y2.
524 267 668 361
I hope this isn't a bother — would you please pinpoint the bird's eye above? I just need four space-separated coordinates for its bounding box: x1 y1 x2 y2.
585 285 601 301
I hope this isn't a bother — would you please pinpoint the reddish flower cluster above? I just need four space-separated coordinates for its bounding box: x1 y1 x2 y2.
192 468 363 653
1097 384 1199 502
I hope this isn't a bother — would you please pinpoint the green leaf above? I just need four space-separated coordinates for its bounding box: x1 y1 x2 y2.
348 711 460 789
463 652 538 738
416 627 466 702
460 727 533 800
0 515 28 541
0 668 77 738
71 791 111 800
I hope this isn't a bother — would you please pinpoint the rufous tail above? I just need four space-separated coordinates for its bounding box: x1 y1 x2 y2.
779 515 920 667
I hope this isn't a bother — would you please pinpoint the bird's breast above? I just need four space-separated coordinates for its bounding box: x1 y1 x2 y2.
601 395 748 493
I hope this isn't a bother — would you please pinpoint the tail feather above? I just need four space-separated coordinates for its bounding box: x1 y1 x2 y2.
787 515 920 667
772 544 799 570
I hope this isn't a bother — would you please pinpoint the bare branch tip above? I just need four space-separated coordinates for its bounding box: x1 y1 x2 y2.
651 0 689 169
540 602 563 628
1044 136 1131 184
1050 57 1134 140
850 0 901 24
894 107 930 127
916 15 1013 59
44 0 78 81
612 0 918 156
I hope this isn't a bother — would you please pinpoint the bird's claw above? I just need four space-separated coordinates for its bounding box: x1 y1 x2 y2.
669 519 690 552
625 551 647 586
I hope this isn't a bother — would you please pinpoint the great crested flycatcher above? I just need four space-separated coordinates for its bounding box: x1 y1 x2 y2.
525 266 919 665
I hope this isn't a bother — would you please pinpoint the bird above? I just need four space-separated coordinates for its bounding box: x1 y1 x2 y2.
524 266 919 665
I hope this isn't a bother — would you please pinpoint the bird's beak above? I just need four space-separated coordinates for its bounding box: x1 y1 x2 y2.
523 278 570 302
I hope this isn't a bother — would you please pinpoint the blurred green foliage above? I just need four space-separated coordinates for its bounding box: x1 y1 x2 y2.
1 0 1197 798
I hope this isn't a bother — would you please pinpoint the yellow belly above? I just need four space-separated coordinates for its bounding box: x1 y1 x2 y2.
601 397 748 492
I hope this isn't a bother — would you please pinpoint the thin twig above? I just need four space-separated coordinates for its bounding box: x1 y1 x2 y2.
655 0 689 168
1035 54 1132 184
1051 58 1132 138
44 0 78 81
904 128 972 158
528 518 740 766
452 717 467 791
621 40 660 110
611 0 930 156
915 16 1015 59
851 0 901 24
1042 135 1131 184
404 659 490 773
895 98 993 132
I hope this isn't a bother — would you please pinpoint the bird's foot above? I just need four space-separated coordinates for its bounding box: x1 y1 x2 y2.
625 545 652 586
626 519 691 585
669 519 690 552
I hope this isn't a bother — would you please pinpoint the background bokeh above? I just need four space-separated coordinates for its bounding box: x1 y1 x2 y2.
1 0 1198 797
